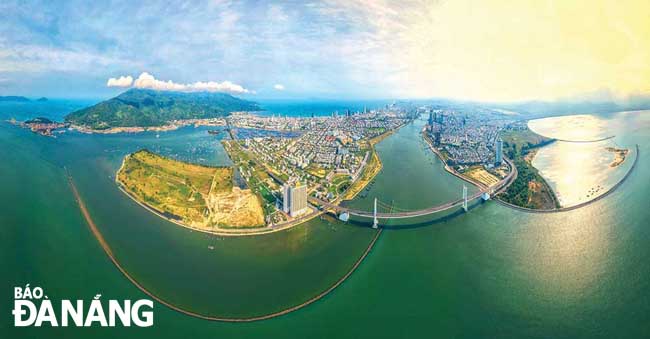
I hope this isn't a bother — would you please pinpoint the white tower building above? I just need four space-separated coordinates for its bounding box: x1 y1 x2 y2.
495 138 503 165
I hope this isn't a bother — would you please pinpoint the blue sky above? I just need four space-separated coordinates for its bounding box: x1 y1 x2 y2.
1 0 394 99
1 0 648 101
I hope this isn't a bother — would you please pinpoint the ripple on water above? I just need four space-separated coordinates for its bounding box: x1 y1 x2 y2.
528 114 634 207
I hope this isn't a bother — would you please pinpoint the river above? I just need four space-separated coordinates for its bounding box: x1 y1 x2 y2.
1 102 649 338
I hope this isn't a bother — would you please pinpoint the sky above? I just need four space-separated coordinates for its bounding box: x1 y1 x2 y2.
0 0 649 101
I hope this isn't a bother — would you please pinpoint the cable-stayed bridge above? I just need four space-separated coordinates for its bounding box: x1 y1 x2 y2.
309 157 517 227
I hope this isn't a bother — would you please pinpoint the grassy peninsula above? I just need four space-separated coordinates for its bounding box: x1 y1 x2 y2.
117 149 264 229
497 127 560 209
66 88 259 130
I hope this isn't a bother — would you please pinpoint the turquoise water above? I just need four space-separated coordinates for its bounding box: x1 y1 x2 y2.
1 102 649 338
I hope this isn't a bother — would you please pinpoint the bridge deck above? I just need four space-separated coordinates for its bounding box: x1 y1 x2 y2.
311 156 517 219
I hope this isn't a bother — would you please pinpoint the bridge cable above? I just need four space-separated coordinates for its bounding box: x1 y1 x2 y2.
376 199 415 213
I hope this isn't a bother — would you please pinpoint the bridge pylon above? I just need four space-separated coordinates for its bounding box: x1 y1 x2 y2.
462 185 468 212
372 197 379 228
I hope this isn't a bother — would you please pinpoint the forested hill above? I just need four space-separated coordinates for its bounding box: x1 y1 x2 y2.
65 88 259 129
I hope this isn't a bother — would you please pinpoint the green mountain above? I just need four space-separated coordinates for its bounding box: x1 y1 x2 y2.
65 88 259 129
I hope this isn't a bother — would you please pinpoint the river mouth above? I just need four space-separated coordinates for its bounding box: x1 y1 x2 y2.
59 115 477 318
23 123 377 319
3 106 650 337
78 113 637 319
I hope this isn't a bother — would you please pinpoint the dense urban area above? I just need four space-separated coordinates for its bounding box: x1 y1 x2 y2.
216 103 562 228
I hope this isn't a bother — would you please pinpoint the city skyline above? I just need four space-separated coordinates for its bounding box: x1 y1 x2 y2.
1 0 649 102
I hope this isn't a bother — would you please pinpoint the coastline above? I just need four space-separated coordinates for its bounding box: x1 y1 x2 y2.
70 117 227 134
525 147 561 208
69 166 384 321
115 156 322 237
422 124 634 213
113 122 407 236
494 144 640 213
117 177 323 236
422 126 560 209
495 125 560 209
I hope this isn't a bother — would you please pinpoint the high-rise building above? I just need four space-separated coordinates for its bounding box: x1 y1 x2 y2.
289 185 308 217
495 138 503 165
428 111 434 126
282 183 308 217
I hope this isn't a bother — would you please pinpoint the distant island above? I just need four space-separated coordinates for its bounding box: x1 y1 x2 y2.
0 96 30 102
9 116 69 137
65 88 259 130
36 97 48 102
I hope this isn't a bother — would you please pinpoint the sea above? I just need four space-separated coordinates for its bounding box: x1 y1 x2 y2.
1 99 649 339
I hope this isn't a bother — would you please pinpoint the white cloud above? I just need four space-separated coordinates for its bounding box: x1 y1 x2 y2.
133 72 185 91
190 80 251 94
273 84 285 90
132 72 251 94
106 75 133 87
